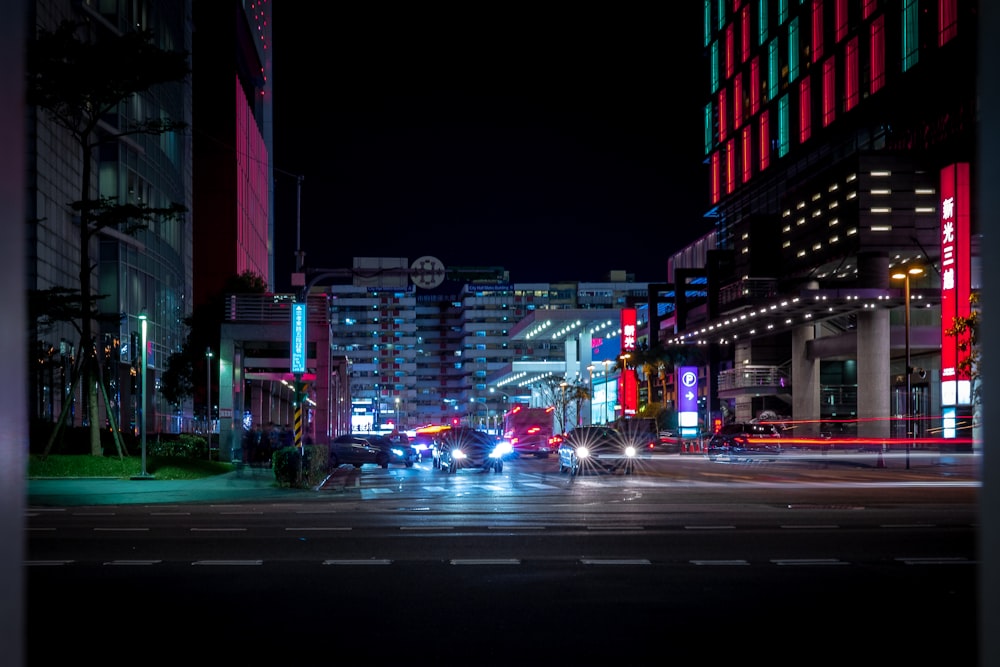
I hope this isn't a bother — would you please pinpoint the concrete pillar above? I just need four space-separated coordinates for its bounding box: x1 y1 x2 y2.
792 324 820 437
856 309 891 440
219 336 237 461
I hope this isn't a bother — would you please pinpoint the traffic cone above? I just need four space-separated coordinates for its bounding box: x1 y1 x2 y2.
876 448 885 468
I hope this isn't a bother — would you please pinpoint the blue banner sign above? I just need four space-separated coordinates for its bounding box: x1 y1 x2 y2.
291 302 306 374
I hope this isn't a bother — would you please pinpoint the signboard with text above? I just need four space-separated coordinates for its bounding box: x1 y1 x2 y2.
291 302 306 374
940 163 971 407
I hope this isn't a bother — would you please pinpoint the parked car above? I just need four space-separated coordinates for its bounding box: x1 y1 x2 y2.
432 427 509 473
705 422 783 460
364 434 419 467
653 430 684 453
557 425 647 476
327 434 389 469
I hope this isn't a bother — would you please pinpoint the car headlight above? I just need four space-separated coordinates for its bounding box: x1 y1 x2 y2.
391 447 404 457
576 446 590 459
452 449 467 460
490 442 513 458
624 445 637 458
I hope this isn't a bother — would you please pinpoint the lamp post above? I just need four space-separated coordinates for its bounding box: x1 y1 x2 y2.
602 360 611 423
892 266 924 470
131 313 153 479
205 347 213 461
559 381 569 434
586 365 594 425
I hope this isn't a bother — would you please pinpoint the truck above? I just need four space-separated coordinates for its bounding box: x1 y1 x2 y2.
502 405 557 458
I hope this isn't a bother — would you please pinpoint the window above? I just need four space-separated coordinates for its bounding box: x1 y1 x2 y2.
741 124 753 184
758 0 769 45
711 150 722 204
725 138 736 194
741 5 751 62
788 18 800 82
939 0 958 46
902 0 919 72
711 40 720 93
733 73 743 129
811 0 824 63
870 14 885 94
750 56 761 114
768 38 779 101
725 23 735 78
822 56 836 127
834 0 848 43
758 110 771 172
719 88 728 140
778 94 790 157
844 36 859 112
798 75 811 143
704 103 714 154
862 0 876 20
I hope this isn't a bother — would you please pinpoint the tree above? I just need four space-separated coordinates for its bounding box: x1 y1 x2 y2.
945 291 981 407
27 20 190 455
161 271 268 409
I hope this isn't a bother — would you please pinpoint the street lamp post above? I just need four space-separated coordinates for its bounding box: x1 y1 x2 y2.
205 347 213 461
131 313 153 479
586 365 594 425
892 266 924 470
559 381 569 434
602 360 611 423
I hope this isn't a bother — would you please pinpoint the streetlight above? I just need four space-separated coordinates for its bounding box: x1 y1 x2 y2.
205 347 213 461
559 381 569 434
586 365 595 425
131 312 153 479
892 265 925 470
602 360 611 423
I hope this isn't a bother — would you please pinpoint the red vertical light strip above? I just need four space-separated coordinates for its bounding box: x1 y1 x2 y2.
940 164 956 388
870 15 885 94
811 0 824 63
799 76 811 142
741 125 752 184
741 5 751 62
758 111 770 171
844 37 859 111
725 23 735 78
733 73 743 129
719 88 728 141
750 57 760 114
955 163 972 382
939 0 958 46
862 0 877 20
835 0 848 42
725 138 736 194
821 57 836 127
711 151 721 204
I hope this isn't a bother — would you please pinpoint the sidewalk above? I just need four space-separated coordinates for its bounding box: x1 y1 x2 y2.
27 464 361 507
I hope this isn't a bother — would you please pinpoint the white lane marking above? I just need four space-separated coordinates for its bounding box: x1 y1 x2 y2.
189 528 247 532
580 559 651 565
586 525 645 531
691 560 750 566
25 560 74 566
323 559 393 565
192 560 262 566
896 556 975 565
779 524 840 529
285 526 352 531
771 558 849 566
94 527 148 532
105 560 162 566
685 525 736 530
449 559 521 565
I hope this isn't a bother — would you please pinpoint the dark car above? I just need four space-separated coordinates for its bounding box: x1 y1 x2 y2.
328 434 389 469
432 427 509 473
557 425 647 476
615 417 661 453
364 434 419 467
705 422 783 460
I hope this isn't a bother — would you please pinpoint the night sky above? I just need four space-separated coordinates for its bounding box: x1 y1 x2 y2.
270 5 711 290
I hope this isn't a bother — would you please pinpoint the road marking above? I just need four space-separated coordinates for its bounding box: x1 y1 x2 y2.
192 560 262 566
105 560 162 566
94 527 148 532
771 558 848 566
779 524 840 529
896 556 974 565
449 559 521 565
691 559 750 566
285 526 352 531
25 560 74 566
580 559 651 565
323 559 393 565
189 527 247 532
684 525 736 530
586 525 645 531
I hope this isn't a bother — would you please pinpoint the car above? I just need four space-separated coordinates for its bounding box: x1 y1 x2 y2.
327 434 389 469
653 430 684 453
364 434 419 467
557 425 647 476
705 423 783 460
432 427 510 473
615 417 661 453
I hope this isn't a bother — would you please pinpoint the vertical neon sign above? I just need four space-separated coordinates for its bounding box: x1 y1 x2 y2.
620 308 637 416
940 163 971 406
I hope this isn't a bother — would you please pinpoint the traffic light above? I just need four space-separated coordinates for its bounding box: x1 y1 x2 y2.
712 417 723 433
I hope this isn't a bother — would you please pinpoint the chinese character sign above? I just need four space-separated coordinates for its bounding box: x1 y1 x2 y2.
620 308 636 353
291 302 307 374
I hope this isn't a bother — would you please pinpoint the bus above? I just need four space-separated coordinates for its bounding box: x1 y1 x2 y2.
502 405 556 458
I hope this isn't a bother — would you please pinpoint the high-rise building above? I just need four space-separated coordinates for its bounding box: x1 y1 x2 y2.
666 1 979 441
27 0 194 436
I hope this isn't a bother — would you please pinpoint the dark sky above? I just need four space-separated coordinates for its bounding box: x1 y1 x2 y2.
270 6 711 291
